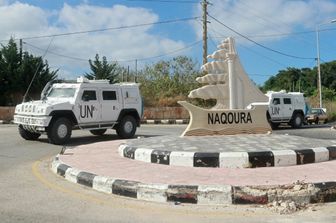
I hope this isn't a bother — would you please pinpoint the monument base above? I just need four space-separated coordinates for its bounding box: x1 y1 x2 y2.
178 101 271 136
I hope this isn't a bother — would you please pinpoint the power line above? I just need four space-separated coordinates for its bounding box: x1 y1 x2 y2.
249 73 273 77
207 25 291 68
24 39 202 63
118 40 203 62
210 27 336 39
3 17 199 41
126 0 199 3
208 14 316 60
23 37 55 102
236 42 288 68
24 41 88 62
207 24 286 70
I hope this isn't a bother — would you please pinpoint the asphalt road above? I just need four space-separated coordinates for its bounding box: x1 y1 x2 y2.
1 124 336 223
273 123 336 140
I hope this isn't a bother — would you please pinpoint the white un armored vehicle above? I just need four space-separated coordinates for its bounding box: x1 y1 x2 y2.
14 77 143 145
249 90 306 129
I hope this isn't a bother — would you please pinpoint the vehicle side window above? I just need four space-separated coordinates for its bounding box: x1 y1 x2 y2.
82 90 96 101
102 91 117 100
273 98 280 105
284 98 291 104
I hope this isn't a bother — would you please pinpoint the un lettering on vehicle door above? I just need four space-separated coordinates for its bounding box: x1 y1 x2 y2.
76 89 100 123
270 97 281 118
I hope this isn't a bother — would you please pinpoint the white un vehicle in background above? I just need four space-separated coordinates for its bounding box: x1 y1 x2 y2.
14 77 143 145
249 90 306 129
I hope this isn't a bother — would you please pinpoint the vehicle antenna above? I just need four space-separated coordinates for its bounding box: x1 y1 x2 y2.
22 36 54 102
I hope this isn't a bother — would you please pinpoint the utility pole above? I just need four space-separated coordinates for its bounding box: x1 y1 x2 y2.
19 39 23 63
315 19 336 108
202 0 208 65
135 59 138 82
127 65 130 82
316 28 322 108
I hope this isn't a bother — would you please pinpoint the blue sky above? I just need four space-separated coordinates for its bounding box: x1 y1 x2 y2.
1 0 336 85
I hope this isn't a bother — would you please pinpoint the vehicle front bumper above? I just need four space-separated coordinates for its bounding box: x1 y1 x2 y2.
305 115 318 122
13 114 51 127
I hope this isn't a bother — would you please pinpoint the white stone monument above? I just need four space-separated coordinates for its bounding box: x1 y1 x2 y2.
178 37 271 136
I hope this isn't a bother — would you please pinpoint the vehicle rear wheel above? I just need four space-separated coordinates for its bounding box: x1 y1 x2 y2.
291 113 303 128
18 125 41 140
90 129 107 136
116 115 137 139
47 118 72 145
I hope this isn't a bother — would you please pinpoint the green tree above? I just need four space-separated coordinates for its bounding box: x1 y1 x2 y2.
19 52 58 101
262 61 336 100
85 54 120 83
138 56 202 107
263 67 302 92
0 38 57 105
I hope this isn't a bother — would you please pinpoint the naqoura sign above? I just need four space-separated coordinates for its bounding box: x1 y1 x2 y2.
208 112 252 125
178 101 271 136
178 37 271 137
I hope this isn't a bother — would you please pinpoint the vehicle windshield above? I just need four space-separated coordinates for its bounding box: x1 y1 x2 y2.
47 87 76 98
311 109 320 114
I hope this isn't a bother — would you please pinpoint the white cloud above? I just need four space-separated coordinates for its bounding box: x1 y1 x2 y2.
0 2 186 79
0 2 48 38
193 0 336 44
0 0 7 6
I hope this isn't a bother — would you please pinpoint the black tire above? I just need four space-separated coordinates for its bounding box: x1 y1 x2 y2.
315 117 319 125
90 129 107 136
18 125 41 140
116 115 137 139
270 122 280 130
47 118 72 145
266 112 279 130
291 113 303 128
324 119 328 124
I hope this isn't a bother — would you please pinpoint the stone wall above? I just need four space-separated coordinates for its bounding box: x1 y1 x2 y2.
0 107 15 121
0 106 189 121
143 107 189 120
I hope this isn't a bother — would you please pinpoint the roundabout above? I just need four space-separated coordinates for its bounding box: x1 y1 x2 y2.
52 134 336 205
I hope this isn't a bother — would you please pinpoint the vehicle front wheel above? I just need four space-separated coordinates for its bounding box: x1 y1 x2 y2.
18 125 41 140
266 112 279 129
270 122 280 130
47 118 72 145
116 115 137 139
90 129 107 136
291 113 303 128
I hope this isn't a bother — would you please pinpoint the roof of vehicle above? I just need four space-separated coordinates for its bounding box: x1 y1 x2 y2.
50 77 139 88
266 90 303 96
311 108 327 112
